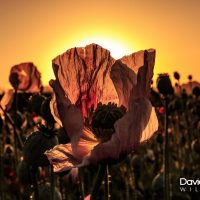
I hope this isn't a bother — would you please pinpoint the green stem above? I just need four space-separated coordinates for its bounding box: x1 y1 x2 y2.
59 177 64 200
164 98 170 200
0 104 23 149
30 166 39 200
91 164 107 200
104 165 111 200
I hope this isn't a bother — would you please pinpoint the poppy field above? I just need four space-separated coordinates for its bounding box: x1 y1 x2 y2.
0 44 200 200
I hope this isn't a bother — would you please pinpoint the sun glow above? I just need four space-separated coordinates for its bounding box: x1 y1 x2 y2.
76 36 133 59
39 35 135 86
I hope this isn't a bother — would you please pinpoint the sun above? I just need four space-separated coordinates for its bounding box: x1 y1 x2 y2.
76 36 133 59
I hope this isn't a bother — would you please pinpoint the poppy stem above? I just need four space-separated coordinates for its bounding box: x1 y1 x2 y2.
0 141 5 200
51 165 54 200
59 177 65 200
30 166 39 200
79 167 85 200
0 104 23 148
13 89 18 164
164 98 170 200
91 164 107 200
104 165 111 200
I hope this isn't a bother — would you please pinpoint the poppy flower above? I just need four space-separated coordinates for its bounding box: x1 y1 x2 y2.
45 44 158 172
9 62 42 92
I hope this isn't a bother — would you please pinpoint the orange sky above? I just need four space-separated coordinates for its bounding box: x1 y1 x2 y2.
0 0 200 88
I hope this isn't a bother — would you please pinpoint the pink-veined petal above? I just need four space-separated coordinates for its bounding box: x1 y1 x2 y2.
45 128 98 171
45 144 79 172
50 79 83 142
72 127 99 160
110 60 137 108
111 49 155 108
52 44 119 119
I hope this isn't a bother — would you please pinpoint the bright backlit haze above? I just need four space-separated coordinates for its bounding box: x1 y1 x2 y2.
0 0 200 88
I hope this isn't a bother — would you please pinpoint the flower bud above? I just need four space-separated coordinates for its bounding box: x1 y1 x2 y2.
156 74 174 97
150 89 163 107
173 71 180 81
23 131 58 167
188 75 192 81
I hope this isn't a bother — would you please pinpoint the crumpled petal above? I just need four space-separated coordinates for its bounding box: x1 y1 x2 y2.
110 60 137 108
49 79 83 142
9 62 42 93
52 44 119 119
111 49 155 108
45 144 79 172
45 127 98 172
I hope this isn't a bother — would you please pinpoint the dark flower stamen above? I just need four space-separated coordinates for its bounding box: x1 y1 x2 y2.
92 102 126 142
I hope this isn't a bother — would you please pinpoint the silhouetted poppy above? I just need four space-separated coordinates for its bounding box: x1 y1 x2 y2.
9 62 42 92
173 71 180 81
157 74 174 97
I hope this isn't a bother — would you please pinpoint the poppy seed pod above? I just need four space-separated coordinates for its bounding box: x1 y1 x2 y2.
193 86 200 98
32 182 62 200
150 89 163 107
91 102 126 142
23 131 58 167
173 71 180 81
188 75 192 81
157 74 174 97
29 94 46 115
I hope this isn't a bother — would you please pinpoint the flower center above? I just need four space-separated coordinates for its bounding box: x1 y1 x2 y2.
91 102 126 143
